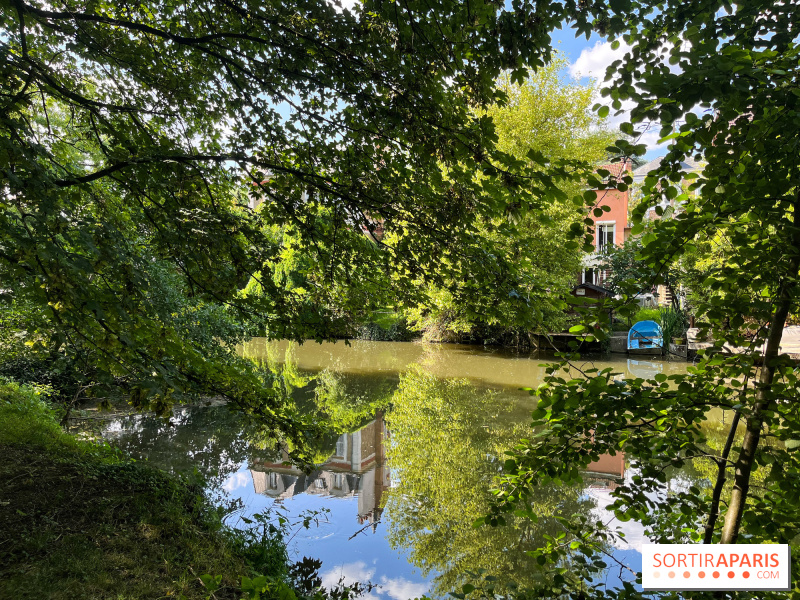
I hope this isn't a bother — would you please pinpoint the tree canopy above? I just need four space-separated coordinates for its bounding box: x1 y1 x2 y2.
405 59 616 343
1 0 591 453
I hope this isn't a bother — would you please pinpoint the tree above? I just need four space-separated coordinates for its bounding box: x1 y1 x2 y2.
404 59 616 343
1 0 590 455
240 207 396 339
597 230 681 308
483 0 800 597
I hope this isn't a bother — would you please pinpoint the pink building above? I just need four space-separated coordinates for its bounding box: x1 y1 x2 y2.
579 160 633 288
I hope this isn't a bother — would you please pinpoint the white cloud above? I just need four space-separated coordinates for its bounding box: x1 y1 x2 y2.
320 563 429 600
569 40 632 82
222 471 250 492
321 562 379 600
569 41 679 155
378 576 429 600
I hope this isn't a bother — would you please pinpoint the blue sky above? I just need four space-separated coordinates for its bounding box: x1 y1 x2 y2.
550 26 666 161
551 25 607 64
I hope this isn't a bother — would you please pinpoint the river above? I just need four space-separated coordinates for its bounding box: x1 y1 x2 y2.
93 340 698 598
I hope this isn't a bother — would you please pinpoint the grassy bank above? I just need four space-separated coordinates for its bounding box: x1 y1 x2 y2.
0 380 261 600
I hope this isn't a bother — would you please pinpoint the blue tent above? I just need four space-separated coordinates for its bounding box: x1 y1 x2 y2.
628 320 663 350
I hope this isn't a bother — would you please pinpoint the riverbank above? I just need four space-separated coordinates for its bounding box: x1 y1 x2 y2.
0 380 263 600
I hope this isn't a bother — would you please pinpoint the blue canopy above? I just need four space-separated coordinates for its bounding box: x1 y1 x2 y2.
628 320 663 350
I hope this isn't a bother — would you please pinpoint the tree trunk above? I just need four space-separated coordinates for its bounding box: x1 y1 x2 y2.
703 409 741 544
719 278 795 543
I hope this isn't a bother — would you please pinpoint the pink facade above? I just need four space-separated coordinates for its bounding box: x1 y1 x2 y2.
588 161 631 250
578 161 632 288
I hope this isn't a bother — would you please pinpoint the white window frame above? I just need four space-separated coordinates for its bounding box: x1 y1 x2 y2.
335 435 347 458
596 221 616 253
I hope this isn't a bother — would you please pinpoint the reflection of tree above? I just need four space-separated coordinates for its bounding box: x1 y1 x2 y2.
250 415 390 532
101 406 253 495
656 414 774 527
312 370 394 432
103 344 397 491
384 367 594 597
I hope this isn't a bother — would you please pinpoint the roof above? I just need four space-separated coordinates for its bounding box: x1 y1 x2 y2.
597 160 633 178
632 156 704 182
573 282 614 296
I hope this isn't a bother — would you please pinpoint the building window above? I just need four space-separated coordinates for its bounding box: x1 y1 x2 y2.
582 269 596 285
314 478 325 489
333 473 344 490
335 436 346 458
268 472 278 489
597 223 615 252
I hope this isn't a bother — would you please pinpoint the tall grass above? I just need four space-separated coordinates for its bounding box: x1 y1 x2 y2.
659 306 689 344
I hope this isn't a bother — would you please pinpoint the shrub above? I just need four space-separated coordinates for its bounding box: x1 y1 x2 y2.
633 308 661 324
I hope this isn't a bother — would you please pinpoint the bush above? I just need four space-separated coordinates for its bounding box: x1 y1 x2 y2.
659 306 689 343
633 308 661 324
354 314 416 341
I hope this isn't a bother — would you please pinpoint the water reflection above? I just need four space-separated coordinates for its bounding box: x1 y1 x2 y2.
250 413 390 533
241 340 689 399
88 342 690 598
585 452 626 485
626 358 663 380
248 364 631 596
381 367 596 595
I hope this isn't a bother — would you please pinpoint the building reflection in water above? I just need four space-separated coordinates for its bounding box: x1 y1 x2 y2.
249 409 627 531
585 451 626 491
249 411 391 532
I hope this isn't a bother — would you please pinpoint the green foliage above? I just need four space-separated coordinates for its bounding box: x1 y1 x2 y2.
480 0 800 598
0 378 61 444
353 313 416 342
239 342 396 464
0 297 48 364
487 356 800 599
404 59 616 342
312 369 393 433
241 210 394 340
598 232 682 308
658 306 689 345
632 308 660 324
0 381 258 600
0 377 128 462
0 298 90 405
1 0 595 441
487 60 616 164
